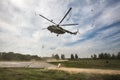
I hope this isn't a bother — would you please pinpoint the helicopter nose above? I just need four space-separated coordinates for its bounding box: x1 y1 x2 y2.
47 26 50 30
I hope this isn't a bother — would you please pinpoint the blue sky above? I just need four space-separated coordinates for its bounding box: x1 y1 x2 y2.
0 0 120 58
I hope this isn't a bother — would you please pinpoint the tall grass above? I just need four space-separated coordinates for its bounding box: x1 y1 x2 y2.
49 59 120 69
0 68 120 80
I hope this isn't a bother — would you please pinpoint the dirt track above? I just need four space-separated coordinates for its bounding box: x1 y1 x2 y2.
48 67 120 75
0 61 56 68
0 62 120 75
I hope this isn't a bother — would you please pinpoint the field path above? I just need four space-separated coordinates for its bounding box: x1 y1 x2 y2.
48 67 120 75
0 61 56 68
0 61 120 75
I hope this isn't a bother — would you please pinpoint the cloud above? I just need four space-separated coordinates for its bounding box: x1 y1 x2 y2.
0 0 120 57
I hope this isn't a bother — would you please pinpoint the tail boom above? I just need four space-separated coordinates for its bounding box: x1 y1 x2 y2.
65 29 79 35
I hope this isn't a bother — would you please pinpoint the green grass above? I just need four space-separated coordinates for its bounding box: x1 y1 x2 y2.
0 68 120 80
49 59 120 70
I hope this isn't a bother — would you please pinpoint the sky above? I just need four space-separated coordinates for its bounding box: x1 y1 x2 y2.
0 0 120 58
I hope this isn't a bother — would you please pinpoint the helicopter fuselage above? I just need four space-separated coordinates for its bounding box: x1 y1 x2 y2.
47 25 66 34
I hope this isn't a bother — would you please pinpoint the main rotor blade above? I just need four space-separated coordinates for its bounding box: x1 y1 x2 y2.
58 7 72 25
39 14 56 25
61 24 79 26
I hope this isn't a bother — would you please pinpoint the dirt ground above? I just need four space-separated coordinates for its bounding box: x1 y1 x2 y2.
0 61 120 75
0 61 56 68
48 67 120 75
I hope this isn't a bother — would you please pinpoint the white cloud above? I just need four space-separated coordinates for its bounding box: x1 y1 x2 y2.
0 0 120 57
95 2 120 28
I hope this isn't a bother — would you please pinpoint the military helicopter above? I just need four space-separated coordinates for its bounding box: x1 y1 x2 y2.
38 7 79 36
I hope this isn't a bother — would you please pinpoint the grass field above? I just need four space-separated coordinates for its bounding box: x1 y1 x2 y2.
0 68 120 80
49 59 120 69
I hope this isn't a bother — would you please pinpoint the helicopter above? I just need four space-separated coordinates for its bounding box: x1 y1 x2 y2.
38 7 79 36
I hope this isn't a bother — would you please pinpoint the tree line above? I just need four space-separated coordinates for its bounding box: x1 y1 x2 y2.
91 52 120 59
52 54 79 60
0 52 41 61
52 52 120 60
0 51 120 61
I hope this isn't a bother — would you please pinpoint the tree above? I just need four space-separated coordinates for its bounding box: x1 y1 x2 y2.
0 52 41 61
75 54 78 59
54 54 59 60
93 54 97 59
107 53 111 59
61 54 65 60
111 54 116 59
91 55 93 59
71 54 74 60
103 53 111 59
98 53 104 59
117 52 120 59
